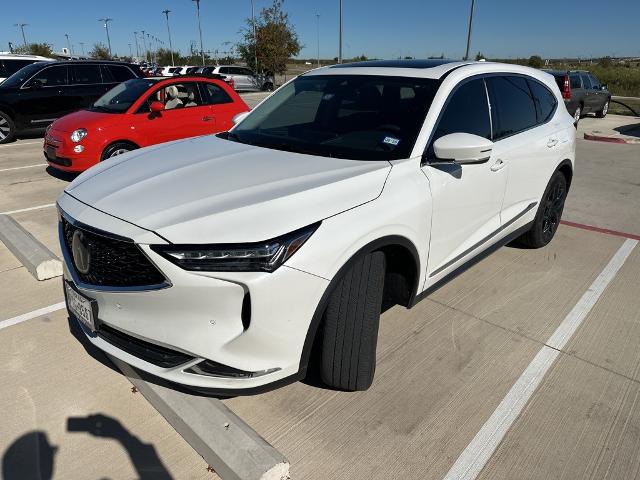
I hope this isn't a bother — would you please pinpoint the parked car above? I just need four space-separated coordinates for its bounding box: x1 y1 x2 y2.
208 65 274 91
0 54 54 83
545 69 611 125
159 66 181 76
44 75 248 172
0 60 145 143
172 65 199 76
58 60 575 394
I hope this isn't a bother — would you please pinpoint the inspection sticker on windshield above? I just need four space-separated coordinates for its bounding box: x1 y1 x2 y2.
383 136 400 146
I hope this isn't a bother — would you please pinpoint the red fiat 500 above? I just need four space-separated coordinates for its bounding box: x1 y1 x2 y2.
44 76 249 172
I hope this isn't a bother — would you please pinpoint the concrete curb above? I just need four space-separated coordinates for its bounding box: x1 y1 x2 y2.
109 356 290 480
0 214 62 280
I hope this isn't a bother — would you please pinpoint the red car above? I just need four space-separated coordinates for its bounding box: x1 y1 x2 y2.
44 76 249 172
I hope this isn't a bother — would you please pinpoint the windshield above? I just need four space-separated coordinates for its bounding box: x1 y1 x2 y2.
91 78 158 113
0 62 47 88
229 74 440 160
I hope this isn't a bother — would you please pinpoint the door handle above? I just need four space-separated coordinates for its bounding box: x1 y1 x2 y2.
547 138 558 148
202 115 214 122
490 159 505 172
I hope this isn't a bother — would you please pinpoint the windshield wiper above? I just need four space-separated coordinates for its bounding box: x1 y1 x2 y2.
262 142 324 156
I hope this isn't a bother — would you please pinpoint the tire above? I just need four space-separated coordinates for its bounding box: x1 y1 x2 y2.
101 142 136 161
517 171 568 248
320 251 386 391
0 111 16 144
262 82 274 92
596 99 609 118
573 105 582 127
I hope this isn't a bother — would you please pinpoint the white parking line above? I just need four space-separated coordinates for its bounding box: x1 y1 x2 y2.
1 203 56 215
0 141 41 149
444 238 638 480
0 302 65 331
0 164 45 172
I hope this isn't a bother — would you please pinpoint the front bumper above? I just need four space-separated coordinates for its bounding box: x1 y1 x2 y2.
58 193 329 392
44 129 99 172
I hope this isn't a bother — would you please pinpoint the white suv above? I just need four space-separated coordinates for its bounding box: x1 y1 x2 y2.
58 60 575 394
0 54 53 83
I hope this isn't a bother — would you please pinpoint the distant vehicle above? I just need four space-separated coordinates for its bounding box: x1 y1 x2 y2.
0 60 145 143
208 65 274 91
545 70 611 125
44 75 248 172
172 65 199 76
159 66 181 76
0 54 54 83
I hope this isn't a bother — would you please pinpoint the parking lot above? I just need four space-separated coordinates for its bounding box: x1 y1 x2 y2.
1 109 640 479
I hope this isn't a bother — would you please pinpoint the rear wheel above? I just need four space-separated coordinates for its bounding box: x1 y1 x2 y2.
320 251 386 391
262 82 274 92
596 99 609 118
101 142 136 161
573 105 582 127
517 171 567 248
0 111 16 144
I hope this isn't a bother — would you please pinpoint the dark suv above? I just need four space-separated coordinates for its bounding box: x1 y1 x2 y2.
545 70 611 125
0 60 145 143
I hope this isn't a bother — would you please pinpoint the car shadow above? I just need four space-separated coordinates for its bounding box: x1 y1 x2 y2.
45 166 78 182
615 123 640 139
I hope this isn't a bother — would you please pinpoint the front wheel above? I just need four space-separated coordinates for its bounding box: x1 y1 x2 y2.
0 111 16 144
101 142 136 161
517 171 568 248
596 100 609 118
573 106 582 127
320 251 386 391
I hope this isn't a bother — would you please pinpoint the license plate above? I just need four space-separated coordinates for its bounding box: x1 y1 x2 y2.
46 146 56 160
65 282 96 331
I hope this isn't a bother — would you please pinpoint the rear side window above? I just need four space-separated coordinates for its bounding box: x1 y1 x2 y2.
589 74 601 89
26 65 68 87
1 59 34 78
72 65 102 84
580 74 592 89
201 83 233 105
487 76 537 140
570 74 581 89
528 79 557 123
105 65 136 82
432 78 491 143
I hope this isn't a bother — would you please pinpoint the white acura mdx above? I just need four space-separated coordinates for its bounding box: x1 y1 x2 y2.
58 60 575 394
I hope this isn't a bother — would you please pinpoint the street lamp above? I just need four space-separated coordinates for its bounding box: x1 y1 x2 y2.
14 23 28 47
338 0 343 63
463 0 475 61
65 33 72 57
98 18 113 57
80 42 85 57
251 0 258 72
192 0 206 66
133 32 140 61
162 9 175 66
316 14 320 67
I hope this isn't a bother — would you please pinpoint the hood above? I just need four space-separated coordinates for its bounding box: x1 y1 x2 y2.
65 135 391 244
49 109 113 133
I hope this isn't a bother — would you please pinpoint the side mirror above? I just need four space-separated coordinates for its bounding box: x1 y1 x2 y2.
150 101 165 113
601 84 608 90
232 111 250 125
432 133 493 165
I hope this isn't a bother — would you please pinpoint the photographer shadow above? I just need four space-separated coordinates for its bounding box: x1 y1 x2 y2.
2 431 56 480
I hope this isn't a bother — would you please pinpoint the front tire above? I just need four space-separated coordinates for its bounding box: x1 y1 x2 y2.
101 142 136 161
596 99 609 118
320 251 386 391
517 171 567 248
0 111 16 144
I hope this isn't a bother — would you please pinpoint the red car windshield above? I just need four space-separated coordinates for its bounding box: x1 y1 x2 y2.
91 79 159 113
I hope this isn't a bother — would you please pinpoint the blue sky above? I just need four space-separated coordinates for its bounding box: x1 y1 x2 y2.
3 0 640 60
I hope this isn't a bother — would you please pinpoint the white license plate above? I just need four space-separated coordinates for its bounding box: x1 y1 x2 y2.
66 282 95 331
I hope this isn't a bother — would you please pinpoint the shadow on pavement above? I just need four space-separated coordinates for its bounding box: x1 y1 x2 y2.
2 431 57 480
45 166 78 182
615 123 640 139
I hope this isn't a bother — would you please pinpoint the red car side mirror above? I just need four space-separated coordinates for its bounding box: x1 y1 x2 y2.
150 101 165 113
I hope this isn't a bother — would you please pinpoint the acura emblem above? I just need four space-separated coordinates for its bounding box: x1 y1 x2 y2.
71 230 91 275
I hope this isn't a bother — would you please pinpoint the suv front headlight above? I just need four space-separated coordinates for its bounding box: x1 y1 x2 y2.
70 128 88 143
151 222 320 272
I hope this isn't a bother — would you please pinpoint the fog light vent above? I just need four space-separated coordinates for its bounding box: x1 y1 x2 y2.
185 360 279 378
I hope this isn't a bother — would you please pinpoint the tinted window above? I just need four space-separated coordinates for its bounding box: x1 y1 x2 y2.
27 65 68 87
106 65 135 82
488 76 537 139
201 83 233 105
580 74 592 89
231 75 439 160
1 59 35 78
528 79 557 123
93 79 158 113
241 68 254 76
432 78 491 144
570 74 581 89
589 74 601 89
72 65 102 84
218 67 229 74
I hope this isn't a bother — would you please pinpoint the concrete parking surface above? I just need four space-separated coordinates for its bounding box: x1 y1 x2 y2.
1 108 639 479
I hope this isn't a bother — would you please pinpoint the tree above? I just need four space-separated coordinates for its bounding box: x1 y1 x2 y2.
89 43 112 60
475 52 485 61
599 56 613 68
237 0 301 74
14 43 54 57
156 48 183 66
527 55 544 69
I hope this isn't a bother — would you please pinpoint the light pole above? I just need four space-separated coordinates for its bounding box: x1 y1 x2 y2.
192 0 206 66
133 32 140 61
316 14 320 67
141 30 148 62
99 18 113 57
338 0 343 63
162 10 175 66
65 33 72 57
251 0 258 72
80 42 85 57
14 23 28 47
464 0 475 61
128 43 133 59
